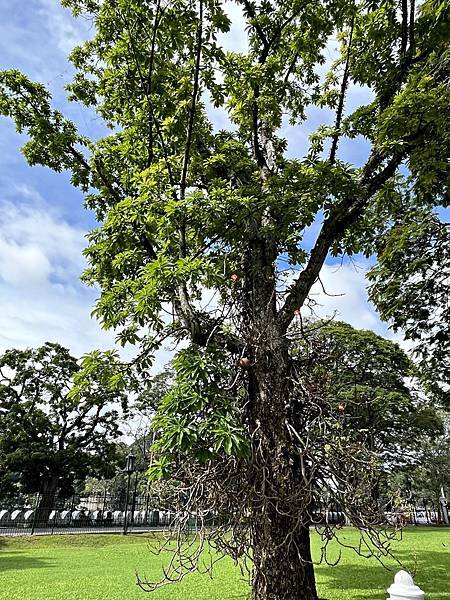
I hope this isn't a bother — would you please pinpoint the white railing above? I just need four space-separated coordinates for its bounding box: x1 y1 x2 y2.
387 571 425 600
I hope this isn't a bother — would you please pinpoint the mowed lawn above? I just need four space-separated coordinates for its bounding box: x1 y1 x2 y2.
0 528 448 600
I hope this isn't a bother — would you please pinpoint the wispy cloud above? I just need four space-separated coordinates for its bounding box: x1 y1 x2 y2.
0 189 121 356
37 0 91 56
308 261 400 343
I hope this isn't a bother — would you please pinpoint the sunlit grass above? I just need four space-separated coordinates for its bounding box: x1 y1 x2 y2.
0 527 448 600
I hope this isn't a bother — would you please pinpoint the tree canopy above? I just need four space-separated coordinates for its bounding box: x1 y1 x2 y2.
296 320 443 466
369 210 450 404
0 343 125 506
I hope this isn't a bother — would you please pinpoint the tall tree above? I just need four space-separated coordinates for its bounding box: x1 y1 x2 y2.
387 419 450 522
369 210 450 405
296 321 443 470
0 343 125 521
0 1 449 598
408 427 450 521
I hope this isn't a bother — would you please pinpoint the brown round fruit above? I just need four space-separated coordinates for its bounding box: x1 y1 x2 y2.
239 357 252 369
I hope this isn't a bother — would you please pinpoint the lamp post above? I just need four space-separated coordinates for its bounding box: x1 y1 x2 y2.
439 485 449 525
123 453 136 535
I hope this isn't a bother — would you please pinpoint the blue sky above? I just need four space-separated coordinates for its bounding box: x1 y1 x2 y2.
0 0 401 365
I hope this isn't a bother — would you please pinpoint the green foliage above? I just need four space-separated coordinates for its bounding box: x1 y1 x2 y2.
148 347 248 480
387 417 450 504
0 2 447 355
0 343 126 498
296 321 443 467
0 70 91 189
368 210 450 404
411 428 450 500
0 3 449 588
0 0 448 344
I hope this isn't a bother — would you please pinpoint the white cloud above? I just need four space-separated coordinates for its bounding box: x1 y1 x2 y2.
0 188 178 373
0 1 87 90
219 3 248 53
0 239 51 286
0 191 85 277
0 190 142 364
303 261 405 346
308 261 380 330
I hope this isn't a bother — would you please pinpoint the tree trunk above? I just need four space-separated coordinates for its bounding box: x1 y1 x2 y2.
242 230 319 599
248 341 318 600
252 518 318 600
36 475 59 526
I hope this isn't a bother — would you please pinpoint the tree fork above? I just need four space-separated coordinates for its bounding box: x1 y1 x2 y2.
244 224 319 598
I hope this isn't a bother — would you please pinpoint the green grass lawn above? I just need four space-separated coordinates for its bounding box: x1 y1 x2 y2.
0 528 448 600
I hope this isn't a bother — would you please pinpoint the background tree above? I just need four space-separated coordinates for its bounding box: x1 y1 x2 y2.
0 343 126 521
409 429 450 522
0 1 449 599
123 366 174 449
83 367 173 503
387 420 450 522
369 210 450 405
297 320 443 469
0 470 22 504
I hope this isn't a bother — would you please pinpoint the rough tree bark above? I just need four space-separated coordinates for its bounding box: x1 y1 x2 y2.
244 235 318 600
252 519 317 600
249 344 318 600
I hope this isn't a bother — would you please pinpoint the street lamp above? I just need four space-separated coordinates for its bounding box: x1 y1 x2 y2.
123 453 136 535
126 454 136 474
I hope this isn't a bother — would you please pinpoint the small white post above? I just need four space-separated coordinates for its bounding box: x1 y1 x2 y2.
387 571 425 600
439 486 449 525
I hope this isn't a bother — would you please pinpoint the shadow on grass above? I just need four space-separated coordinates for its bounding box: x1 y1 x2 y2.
0 552 54 573
316 562 391 600
315 549 450 600
394 548 450 593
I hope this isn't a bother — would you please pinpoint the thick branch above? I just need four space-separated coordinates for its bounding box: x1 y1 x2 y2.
267 7 303 53
279 23 436 333
173 297 244 354
176 0 206 347
329 13 355 165
277 152 403 333
146 0 162 167
409 0 416 56
120 9 177 189
180 0 203 200
401 0 408 57
240 0 269 52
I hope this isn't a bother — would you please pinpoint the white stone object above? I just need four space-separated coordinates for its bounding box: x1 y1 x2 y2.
0 509 10 523
387 570 425 600
10 510 23 522
60 510 71 523
23 510 34 522
48 510 61 523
